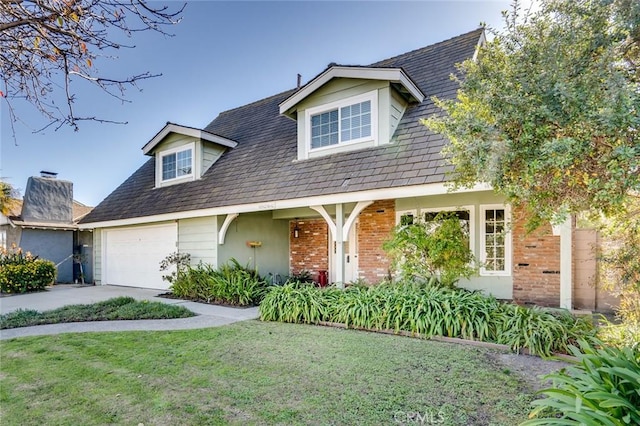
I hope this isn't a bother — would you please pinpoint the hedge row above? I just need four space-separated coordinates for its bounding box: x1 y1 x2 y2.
259 282 596 357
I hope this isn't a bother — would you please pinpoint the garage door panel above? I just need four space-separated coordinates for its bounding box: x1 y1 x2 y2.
104 224 177 290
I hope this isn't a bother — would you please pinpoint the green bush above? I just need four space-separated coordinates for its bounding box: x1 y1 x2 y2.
260 282 340 324
260 282 596 357
383 212 477 287
0 259 56 293
171 259 269 306
493 305 596 356
522 340 640 425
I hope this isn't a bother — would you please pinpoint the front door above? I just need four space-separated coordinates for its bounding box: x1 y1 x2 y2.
330 221 358 284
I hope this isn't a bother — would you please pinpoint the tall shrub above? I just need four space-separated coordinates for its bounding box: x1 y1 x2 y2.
383 212 476 286
0 246 56 293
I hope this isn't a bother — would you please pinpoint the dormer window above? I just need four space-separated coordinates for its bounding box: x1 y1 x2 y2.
143 123 238 189
307 91 377 152
157 142 195 186
162 148 193 181
280 67 423 161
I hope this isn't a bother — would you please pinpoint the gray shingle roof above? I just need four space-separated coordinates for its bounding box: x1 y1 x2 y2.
81 29 483 224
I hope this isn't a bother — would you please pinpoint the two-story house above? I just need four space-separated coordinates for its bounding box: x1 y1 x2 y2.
79 29 609 310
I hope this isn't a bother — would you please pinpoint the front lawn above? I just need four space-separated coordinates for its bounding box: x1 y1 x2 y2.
0 321 564 425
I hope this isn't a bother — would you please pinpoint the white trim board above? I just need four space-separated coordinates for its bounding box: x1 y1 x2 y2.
280 66 424 118
79 182 493 229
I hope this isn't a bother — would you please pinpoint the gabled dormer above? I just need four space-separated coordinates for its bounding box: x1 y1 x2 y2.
142 123 237 188
279 66 424 160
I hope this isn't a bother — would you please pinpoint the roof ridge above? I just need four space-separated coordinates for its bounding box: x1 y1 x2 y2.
370 27 483 67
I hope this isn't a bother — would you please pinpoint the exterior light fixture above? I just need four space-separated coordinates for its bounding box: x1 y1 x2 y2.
293 219 300 238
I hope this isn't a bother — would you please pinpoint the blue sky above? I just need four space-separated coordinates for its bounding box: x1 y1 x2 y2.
1 1 517 206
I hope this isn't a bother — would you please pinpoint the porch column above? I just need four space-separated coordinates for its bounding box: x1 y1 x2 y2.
335 203 345 288
559 217 573 310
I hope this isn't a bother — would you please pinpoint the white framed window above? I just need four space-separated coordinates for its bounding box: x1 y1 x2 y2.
158 143 195 184
0 229 6 249
480 205 511 276
306 91 377 151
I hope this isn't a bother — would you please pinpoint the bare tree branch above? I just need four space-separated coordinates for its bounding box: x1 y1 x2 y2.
0 0 185 141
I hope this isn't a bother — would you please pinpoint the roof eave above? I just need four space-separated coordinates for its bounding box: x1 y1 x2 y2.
278 66 425 119
10 220 78 231
142 123 238 155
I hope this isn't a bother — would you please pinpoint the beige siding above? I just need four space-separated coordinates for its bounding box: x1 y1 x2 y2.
154 133 198 153
202 144 226 174
94 229 102 284
178 216 218 266
296 78 387 109
389 89 407 139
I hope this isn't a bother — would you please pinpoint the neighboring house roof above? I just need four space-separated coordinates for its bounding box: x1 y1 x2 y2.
7 199 93 230
80 29 483 224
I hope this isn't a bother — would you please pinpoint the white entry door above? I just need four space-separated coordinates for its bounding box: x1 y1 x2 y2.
330 221 358 284
103 223 177 290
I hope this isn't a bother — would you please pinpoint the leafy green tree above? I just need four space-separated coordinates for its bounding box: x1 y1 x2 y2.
423 0 639 228
0 181 17 216
423 0 639 344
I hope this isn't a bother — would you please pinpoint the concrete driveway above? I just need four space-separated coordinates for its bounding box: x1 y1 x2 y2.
0 284 260 340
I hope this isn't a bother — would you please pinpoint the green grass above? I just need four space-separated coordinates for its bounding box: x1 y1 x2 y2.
0 297 195 329
0 321 561 425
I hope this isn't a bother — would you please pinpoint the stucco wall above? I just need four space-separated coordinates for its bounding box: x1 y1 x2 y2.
20 229 73 283
218 211 289 276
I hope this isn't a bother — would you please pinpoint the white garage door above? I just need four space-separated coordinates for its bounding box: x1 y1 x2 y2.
103 224 177 290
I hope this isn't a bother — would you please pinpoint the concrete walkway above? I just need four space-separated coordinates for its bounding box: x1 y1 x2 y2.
0 285 260 340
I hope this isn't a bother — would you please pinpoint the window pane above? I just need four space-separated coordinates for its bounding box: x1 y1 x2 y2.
400 214 414 226
176 149 192 176
341 100 371 142
162 153 176 180
311 109 339 149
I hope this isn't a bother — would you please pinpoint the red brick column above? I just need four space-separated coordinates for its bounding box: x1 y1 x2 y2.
289 219 328 280
512 208 561 307
357 200 395 284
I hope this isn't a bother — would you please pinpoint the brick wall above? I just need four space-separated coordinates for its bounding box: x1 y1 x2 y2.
356 200 395 283
512 209 561 307
289 219 328 281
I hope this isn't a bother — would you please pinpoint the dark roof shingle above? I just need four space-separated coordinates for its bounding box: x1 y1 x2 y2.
81 29 482 224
